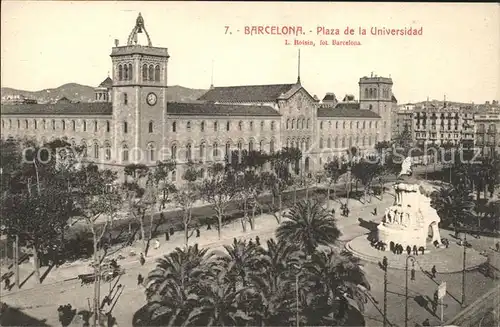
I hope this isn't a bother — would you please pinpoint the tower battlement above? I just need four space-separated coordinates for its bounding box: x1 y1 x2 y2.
359 76 393 85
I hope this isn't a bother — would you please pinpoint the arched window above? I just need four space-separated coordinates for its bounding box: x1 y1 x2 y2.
307 119 311 129
200 142 206 160
106 121 110 133
356 121 359 129
260 140 264 150
155 65 160 81
123 121 128 133
24 120 28 129
33 120 37 129
249 121 253 131
225 142 231 160
124 64 129 80
319 138 324 148
260 121 264 130
148 65 154 81
187 121 191 131
122 144 129 162
336 121 339 129
128 63 133 80
171 144 177 160
9 119 12 129
334 137 338 148
42 119 46 129
270 139 275 153
238 121 243 131
172 121 177 132
62 120 66 130
201 121 205 132
302 119 306 129
123 93 128 105
94 120 98 132
327 137 331 148
118 65 123 80
104 142 111 160
148 143 155 162
271 121 275 130
142 64 148 81
186 143 192 160
16 119 20 129
83 120 87 131
237 140 243 151
292 119 295 129
226 121 230 131
214 121 218 131
148 121 153 133
93 141 100 159
52 119 56 130
249 140 254 152
365 88 368 98
286 119 290 130
71 120 76 131
213 142 219 158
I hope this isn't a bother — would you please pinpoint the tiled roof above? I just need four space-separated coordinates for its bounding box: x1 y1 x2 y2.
99 77 113 88
1 103 113 116
323 93 336 101
198 84 297 102
317 105 381 118
167 102 280 117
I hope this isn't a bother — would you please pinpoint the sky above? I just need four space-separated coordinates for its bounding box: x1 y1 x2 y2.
1 1 499 104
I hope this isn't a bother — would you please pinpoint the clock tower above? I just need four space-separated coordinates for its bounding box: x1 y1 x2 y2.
110 13 170 164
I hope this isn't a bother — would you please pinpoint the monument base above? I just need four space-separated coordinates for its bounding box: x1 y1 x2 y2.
377 223 427 250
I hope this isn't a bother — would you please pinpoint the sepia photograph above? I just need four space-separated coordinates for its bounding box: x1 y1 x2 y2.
0 2 499 327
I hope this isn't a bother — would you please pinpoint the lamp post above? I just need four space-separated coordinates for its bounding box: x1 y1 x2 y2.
382 256 388 327
405 255 416 327
461 232 467 307
346 165 351 208
291 263 302 327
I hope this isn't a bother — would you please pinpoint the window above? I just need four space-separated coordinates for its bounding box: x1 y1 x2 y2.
106 121 110 133
260 140 264 150
260 121 264 130
356 122 359 129
118 65 123 80
71 120 75 131
369 121 372 128
327 138 331 148
128 63 133 80
249 140 254 152
201 121 205 132
33 120 37 129
271 121 275 130
149 121 153 133
148 143 155 162
292 119 295 129
226 121 230 131
93 142 100 159
237 141 242 151
302 119 306 129
124 64 129 80
172 170 177 182
365 88 368 98
123 93 128 105
187 121 191 131
334 137 338 148
342 137 345 147
105 143 111 160
62 120 66 130
94 120 98 132
123 121 128 134
17 119 20 129
24 120 28 129
142 64 148 81
213 142 219 158
320 138 324 148
155 65 160 81
225 142 231 160
369 104 373 110
81 141 88 157
286 119 290 130
122 145 129 162
307 119 310 129
200 143 206 160
343 122 346 129
172 122 177 132
362 136 366 146
249 121 253 131
42 120 46 129
171 145 177 160
83 120 87 132
270 139 275 153
186 143 192 160
214 121 218 131
9 119 12 129
149 65 154 81
375 121 378 128
238 121 243 131
52 119 56 130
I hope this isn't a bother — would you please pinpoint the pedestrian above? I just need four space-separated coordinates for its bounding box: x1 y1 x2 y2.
196 228 200 238
496 242 500 252
255 236 260 246
153 239 160 250
207 221 212 230
431 265 437 279
137 274 144 286
419 246 425 255
331 208 336 218
165 232 170 241
373 207 377 216
169 227 175 235
249 239 254 247
139 253 145 266
411 267 416 280
406 245 412 255
346 207 350 217
4 276 10 290
422 318 430 326
413 245 418 255
382 256 388 270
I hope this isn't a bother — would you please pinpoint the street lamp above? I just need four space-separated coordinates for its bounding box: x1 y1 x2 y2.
461 232 467 307
404 255 416 327
382 256 388 327
291 263 302 327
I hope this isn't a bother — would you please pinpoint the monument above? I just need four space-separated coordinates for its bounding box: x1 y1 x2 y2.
376 157 442 250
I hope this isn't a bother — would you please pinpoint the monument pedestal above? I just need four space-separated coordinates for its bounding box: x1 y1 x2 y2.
377 223 427 250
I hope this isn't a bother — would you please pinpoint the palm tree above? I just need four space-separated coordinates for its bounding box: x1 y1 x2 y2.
276 200 341 255
220 238 263 289
431 186 475 235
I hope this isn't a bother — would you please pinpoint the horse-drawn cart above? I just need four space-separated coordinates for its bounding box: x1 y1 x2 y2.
78 260 125 286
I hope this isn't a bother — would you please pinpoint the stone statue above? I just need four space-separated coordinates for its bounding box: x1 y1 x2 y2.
398 156 413 178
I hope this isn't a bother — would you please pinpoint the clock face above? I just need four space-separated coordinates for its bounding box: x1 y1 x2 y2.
147 92 157 106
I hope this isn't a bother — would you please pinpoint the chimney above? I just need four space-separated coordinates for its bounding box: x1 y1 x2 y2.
114 39 119 47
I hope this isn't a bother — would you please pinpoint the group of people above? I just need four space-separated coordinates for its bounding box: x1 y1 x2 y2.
390 243 425 255
371 240 387 251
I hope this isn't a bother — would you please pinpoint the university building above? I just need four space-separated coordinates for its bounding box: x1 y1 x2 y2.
0 13 397 183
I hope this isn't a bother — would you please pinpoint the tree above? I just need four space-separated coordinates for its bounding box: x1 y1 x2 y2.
73 164 122 325
152 160 177 210
236 170 262 231
351 159 383 203
375 141 392 156
276 200 341 255
431 185 475 234
199 163 238 239
323 158 347 208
